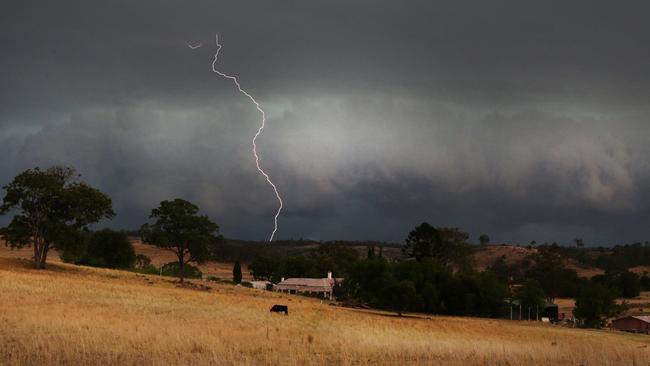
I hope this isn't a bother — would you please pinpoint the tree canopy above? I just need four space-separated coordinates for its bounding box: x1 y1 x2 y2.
249 255 282 282
140 199 219 282
514 279 546 319
402 223 471 267
0 167 114 268
79 229 136 269
526 243 584 300
479 234 490 245
403 222 440 261
573 283 625 327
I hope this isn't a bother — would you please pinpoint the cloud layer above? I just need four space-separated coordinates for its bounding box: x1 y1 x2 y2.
1 1 649 244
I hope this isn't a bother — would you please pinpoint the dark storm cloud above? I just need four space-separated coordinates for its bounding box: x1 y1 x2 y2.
1 1 650 244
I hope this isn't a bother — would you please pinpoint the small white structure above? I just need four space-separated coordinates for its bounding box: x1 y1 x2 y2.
275 272 341 299
250 280 272 290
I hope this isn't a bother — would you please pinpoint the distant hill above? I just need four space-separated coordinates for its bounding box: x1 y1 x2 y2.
209 237 404 262
472 244 607 279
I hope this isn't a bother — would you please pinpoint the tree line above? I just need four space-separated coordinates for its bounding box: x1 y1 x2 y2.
0 166 638 327
250 223 633 326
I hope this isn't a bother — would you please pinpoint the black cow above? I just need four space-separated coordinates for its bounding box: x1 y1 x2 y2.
270 304 288 315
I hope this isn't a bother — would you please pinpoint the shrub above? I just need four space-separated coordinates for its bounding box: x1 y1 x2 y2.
134 266 161 276
82 229 135 269
135 254 152 269
66 229 136 269
161 262 202 279
206 276 239 285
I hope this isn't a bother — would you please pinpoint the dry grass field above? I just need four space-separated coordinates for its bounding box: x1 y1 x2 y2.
129 239 252 280
0 239 252 281
2 254 650 365
554 292 650 318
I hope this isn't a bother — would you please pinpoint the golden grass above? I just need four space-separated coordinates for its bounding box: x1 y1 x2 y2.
554 297 577 317
0 239 251 280
1 256 650 365
130 239 251 280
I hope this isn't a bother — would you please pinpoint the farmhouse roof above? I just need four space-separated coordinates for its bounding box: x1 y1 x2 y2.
279 278 334 288
614 315 650 323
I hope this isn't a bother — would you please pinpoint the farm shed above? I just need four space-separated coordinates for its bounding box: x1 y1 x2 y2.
275 272 341 299
611 316 650 333
542 301 558 320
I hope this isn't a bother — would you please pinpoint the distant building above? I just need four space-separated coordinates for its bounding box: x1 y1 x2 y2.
542 301 559 321
275 272 341 299
611 316 650 333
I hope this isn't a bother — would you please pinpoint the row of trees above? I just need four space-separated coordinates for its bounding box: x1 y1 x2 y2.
247 223 628 326
249 244 359 282
340 223 534 317
237 234 640 326
0 166 634 326
364 233 627 325
341 258 512 316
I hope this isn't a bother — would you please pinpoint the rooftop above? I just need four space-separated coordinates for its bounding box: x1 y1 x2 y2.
615 316 650 323
278 278 334 288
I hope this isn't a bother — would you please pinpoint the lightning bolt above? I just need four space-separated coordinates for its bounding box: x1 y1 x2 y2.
209 33 283 241
185 41 203 49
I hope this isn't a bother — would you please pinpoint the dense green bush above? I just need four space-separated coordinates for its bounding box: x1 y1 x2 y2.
134 266 161 276
61 229 136 269
341 258 509 317
615 271 641 298
206 276 238 285
592 270 641 299
249 256 283 282
161 262 202 279
81 229 136 269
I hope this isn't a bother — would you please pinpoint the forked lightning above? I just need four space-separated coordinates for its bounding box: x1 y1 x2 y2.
187 34 283 241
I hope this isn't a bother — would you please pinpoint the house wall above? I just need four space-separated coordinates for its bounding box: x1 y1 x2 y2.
612 318 650 331
276 285 332 292
275 285 333 299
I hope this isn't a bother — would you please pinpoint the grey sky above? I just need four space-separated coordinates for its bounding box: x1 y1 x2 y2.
2 1 650 244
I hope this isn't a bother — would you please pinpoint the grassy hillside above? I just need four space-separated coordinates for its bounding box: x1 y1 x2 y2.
0 239 251 281
1 255 649 365
472 244 606 279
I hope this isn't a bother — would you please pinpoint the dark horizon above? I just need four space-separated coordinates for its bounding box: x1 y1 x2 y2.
2 1 650 245
126 228 648 249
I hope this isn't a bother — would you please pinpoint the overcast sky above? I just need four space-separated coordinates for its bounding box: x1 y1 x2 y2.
2 1 650 245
